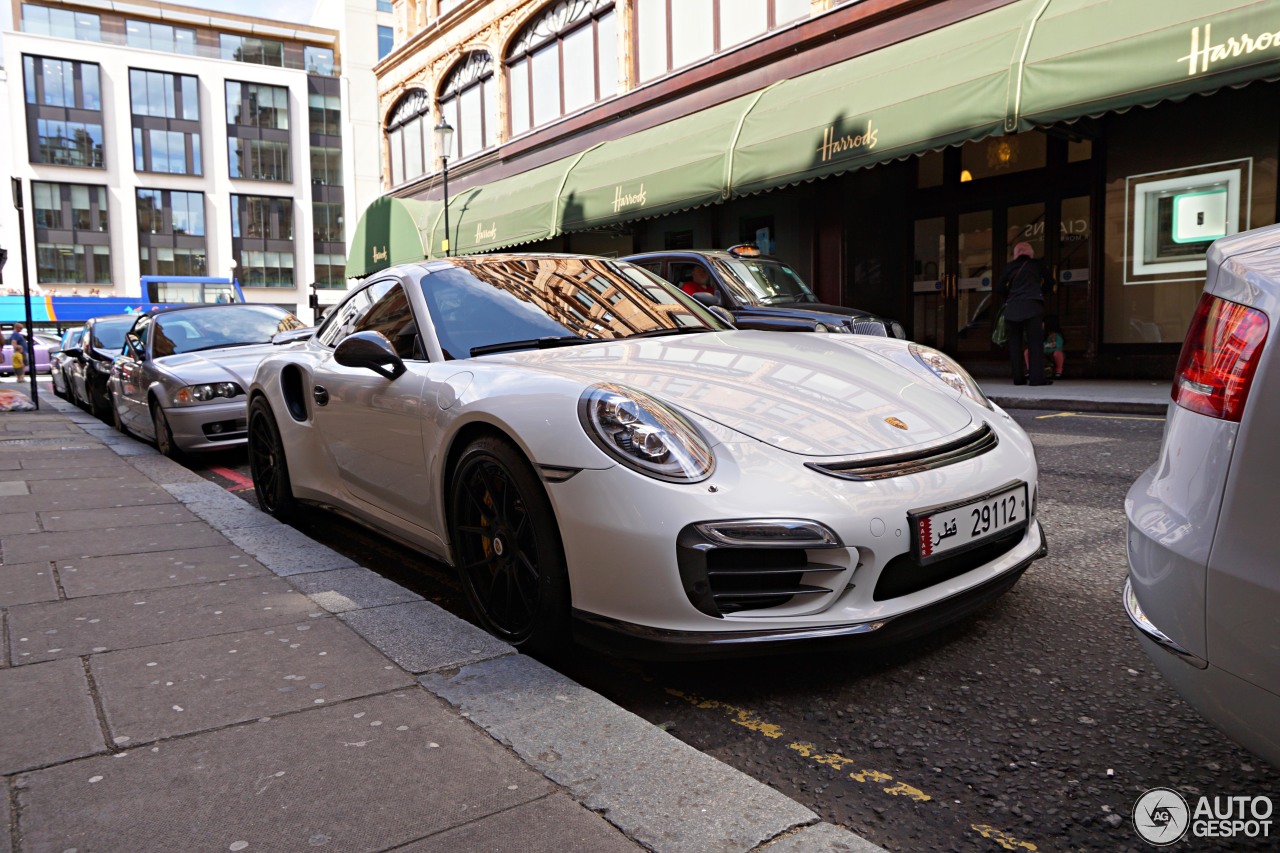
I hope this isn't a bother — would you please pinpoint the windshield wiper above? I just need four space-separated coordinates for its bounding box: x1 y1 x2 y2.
469 335 597 357
623 326 714 339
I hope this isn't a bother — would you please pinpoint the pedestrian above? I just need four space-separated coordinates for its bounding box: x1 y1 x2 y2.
10 322 28 382
997 242 1053 386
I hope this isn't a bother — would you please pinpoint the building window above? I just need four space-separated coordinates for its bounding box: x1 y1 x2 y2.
310 146 343 186
305 46 336 76
309 91 342 136
34 182 108 232
314 253 347 289
37 244 110 284
378 25 394 60
232 195 295 288
507 0 616 136
136 189 205 236
636 0 809 82
220 34 285 67
137 189 208 276
226 82 289 130
20 4 101 41
439 52 496 160
23 55 104 168
229 139 292 181
313 202 344 243
126 20 195 54
32 182 110 285
130 69 201 175
377 0 393 12
227 82 291 182
385 89 431 187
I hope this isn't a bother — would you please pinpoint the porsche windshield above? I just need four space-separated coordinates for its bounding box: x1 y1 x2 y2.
421 256 725 360
717 257 818 304
151 305 304 357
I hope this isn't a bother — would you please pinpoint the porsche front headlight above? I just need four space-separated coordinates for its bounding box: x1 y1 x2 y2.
909 344 991 409
173 382 243 405
579 384 714 483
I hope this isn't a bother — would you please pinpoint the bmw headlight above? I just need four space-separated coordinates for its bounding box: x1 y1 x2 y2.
909 344 991 409
579 384 714 482
173 382 243 405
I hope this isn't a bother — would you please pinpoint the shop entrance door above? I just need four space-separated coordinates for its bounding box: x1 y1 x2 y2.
911 196 1092 362
911 210 994 356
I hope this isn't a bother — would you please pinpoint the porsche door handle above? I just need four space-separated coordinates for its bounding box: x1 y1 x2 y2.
312 385 330 406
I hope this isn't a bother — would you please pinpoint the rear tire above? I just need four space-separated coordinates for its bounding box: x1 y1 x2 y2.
248 397 300 522
448 436 570 655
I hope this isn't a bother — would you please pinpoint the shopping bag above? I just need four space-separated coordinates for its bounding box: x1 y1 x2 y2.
991 307 1007 347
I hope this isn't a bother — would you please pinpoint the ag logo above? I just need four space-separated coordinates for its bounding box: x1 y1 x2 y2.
1134 787 1190 845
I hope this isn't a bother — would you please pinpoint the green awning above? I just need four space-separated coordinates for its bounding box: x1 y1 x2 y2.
1011 0 1280 130
442 158 575 255
346 196 439 278
729 0 1032 196
557 95 755 230
358 0 1280 255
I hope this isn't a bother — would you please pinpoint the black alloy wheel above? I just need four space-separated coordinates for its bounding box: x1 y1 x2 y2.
248 397 299 522
449 436 570 654
151 402 184 461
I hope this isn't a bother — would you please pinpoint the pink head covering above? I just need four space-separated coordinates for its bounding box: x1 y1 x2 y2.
1013 242 1035 259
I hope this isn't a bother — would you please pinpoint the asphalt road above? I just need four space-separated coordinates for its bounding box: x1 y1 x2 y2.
184 407 1279 852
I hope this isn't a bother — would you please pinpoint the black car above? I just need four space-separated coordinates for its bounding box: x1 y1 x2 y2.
64 314 138 418
49 326 83 400
623 245 906 338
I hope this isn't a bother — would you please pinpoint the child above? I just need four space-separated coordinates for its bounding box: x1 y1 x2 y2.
1025 316 1065 379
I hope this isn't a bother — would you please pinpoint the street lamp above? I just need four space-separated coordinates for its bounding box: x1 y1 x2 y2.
434 115 454 257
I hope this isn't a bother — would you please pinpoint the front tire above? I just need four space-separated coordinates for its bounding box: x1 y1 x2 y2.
110 392 127 435
151 402 184 461
248 397 300 522
448 436 570 655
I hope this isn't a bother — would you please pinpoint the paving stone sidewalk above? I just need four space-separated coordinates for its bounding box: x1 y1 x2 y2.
0 401 882 853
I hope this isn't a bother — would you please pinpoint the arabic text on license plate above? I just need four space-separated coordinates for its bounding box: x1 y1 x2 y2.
914 483 1027 564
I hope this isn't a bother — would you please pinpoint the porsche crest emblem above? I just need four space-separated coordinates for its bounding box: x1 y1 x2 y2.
885 417 909 431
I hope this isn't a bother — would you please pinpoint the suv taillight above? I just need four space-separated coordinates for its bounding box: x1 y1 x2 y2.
1172 293 1269 422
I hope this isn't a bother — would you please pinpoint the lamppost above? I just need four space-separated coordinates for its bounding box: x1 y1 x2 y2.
10 179 38 408
434 115 454 257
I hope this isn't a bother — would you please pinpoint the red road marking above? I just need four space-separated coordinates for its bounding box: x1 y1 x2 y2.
209 465 255 491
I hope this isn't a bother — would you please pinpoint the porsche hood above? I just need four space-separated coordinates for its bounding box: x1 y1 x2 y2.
505 331 976 457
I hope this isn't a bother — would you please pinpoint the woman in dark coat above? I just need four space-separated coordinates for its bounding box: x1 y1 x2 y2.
997 242 1053 385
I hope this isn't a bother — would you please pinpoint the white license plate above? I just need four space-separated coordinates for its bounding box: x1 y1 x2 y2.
910 482 1028 565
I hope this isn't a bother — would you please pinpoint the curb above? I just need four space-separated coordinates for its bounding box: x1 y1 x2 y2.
989 395 1168 416
42 395 887 853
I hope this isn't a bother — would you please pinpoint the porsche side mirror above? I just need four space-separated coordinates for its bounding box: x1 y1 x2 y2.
124 334 145 359
334 331 406 380
62 346 83 358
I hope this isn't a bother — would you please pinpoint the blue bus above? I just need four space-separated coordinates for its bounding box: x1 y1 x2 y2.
0 276 245 325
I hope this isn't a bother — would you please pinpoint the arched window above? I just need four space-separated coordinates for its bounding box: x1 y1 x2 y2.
507 0 617 136
439 51 497 160
385 89 431 187
636 0 810 82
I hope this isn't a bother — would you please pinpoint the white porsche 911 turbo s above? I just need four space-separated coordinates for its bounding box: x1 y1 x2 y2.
248 254 1046 657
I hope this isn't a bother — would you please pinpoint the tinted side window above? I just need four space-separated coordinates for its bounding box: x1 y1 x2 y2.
316 285 375 347
351 283 420 360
